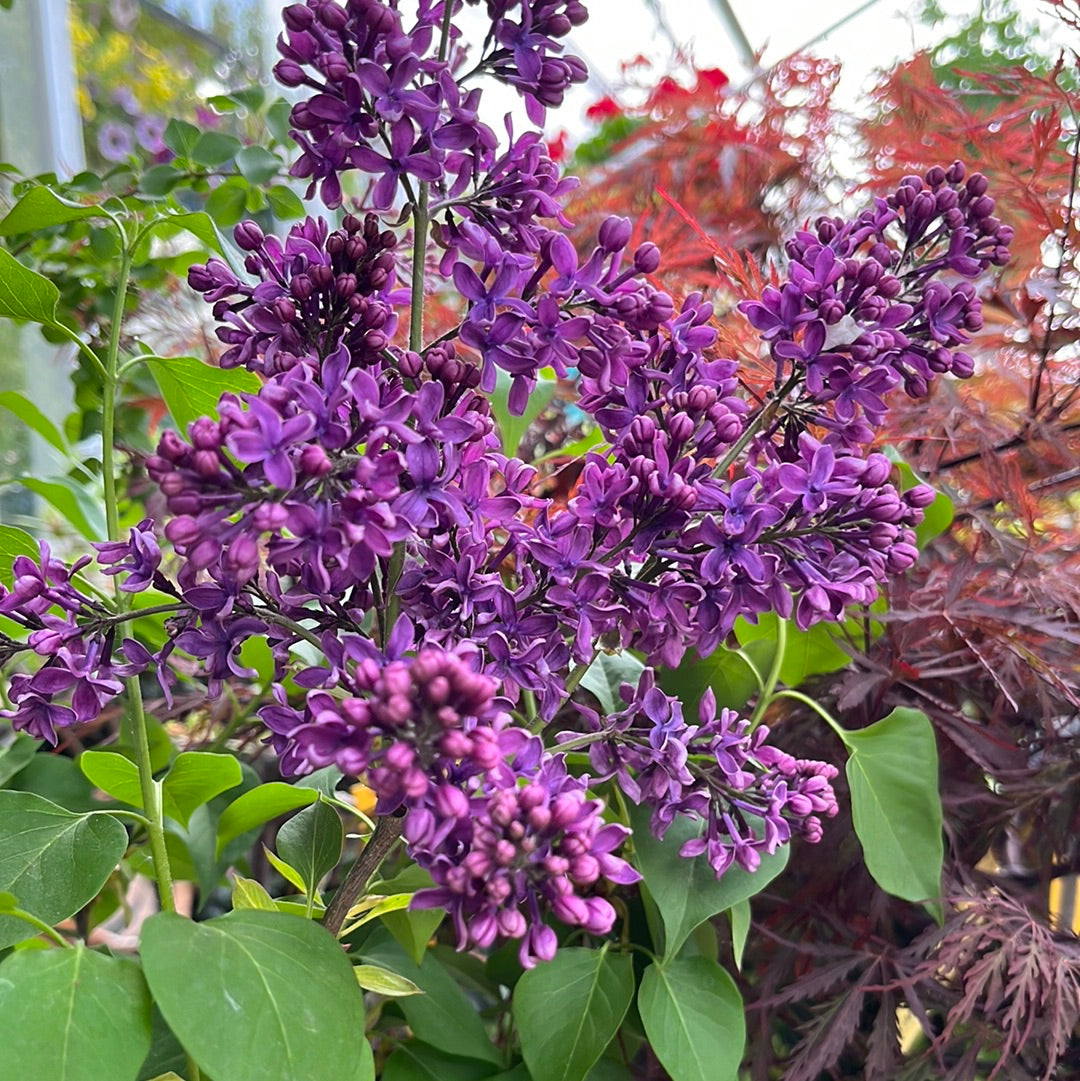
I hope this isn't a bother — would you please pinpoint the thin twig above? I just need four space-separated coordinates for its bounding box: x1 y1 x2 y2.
322 814 405 937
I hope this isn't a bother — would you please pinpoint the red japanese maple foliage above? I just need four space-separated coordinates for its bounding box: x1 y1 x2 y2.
565 10 1080 1080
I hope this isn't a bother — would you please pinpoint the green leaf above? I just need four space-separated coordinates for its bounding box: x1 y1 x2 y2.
353 963 424 997
886 449 954 548
735 612 851 688
137 1005 188 1081
275 799 342 897
359 930 501 1064
0 524 38 579
0 390 69 456
0 945 152 1081
141 910 373 1081
266 100 294 146
263 847 308 896
146 355 260 435
110 710 174 773
266 185 305 221
0 247 61 326
150 211 225 256
0 791 128 948
205 180 249 228
16 475 106 540
139 165 185 198
293 765 343 799
658 639 774 716
628 802 789 962
236 147 283 185
728 899 750 970
342 892 412 933
382 906 443 965
161 752 243 827
232 875 277 912
0 735 37 787
375 865 444 963
79 749 142 806
216 782 318 857
843 707 943 913
579 652 645 716
637 958 744 1081
5 755 97 812
382 1043 497 1081
163 120 200 159
191 132 243 169
534 427 605 464
514 947 635 1081
491 371 556 456
0 186 102 236
208 85 266 113
915 489 954 548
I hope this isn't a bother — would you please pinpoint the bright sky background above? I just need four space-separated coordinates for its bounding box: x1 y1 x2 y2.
559 0 1061 126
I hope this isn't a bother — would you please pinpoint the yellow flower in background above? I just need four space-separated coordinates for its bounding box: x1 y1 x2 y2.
77 85 96 121
69 12 96 51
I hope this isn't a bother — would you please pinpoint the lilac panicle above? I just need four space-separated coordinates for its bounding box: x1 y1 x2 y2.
0 0 1014 965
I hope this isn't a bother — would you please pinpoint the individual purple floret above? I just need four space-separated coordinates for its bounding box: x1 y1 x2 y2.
93 518 163 593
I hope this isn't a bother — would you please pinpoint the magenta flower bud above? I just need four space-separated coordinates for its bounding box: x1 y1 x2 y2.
234 221 265 251
298 444 332 477
632 242 661 273
252 503 290 531
905 483 937 508
598 215 632 253
191 450 222 479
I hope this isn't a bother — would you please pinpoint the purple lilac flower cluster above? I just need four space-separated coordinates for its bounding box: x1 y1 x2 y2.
0 0 1012 962
572 672 839 879
266 643 638 965
275 0 586 208
742 161 1013 446
0 536 160 743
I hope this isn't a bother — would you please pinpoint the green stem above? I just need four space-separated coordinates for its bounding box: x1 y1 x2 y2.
409 184 429 352
101 250 132 545
521 688 539 729
547 730 608 754
4 907 72 948
127 680 176 913
733 649 766 696
712 373 800 478
772 688 850 745
565 650 598 695
748 617 786 728
92 808 153 830
100 243 175 913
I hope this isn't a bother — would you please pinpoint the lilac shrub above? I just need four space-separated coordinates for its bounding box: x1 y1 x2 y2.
0 0 1009 967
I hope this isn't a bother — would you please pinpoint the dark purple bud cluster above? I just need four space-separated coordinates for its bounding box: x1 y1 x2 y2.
742 160 1013 444
188 213 399 374
275 0 586 208
574 673 839 879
